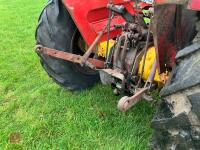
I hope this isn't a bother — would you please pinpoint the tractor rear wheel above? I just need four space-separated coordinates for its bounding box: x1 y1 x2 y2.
35 0 99 90
151 42 200 150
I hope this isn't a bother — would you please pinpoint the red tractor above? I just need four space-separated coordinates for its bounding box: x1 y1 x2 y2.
35 0 200 149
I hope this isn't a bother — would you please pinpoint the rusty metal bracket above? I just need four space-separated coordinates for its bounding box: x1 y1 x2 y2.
35 45 104 69
101 69 124 80
118 87 148 112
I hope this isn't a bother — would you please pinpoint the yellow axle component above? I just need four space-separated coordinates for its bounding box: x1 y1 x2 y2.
97 40 115 57
138 47 168 84
97 41 168 84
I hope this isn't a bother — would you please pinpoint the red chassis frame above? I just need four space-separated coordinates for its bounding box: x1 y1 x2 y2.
61 0 200 73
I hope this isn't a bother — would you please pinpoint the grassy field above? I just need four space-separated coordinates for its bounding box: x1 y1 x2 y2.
0 0 155 149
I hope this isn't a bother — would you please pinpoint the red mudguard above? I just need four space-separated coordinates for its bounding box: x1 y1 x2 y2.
62 0 149 45
62 0 133 45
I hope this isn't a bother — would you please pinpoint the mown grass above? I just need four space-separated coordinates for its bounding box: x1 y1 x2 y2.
0 0 155 149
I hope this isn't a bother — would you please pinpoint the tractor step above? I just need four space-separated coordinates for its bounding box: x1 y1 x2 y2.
100 69 124 80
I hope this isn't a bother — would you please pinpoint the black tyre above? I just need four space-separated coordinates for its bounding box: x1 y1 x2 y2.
151 42 200 150
35 0 99 90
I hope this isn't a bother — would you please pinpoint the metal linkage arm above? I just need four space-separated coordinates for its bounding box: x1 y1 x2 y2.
35 45 104 69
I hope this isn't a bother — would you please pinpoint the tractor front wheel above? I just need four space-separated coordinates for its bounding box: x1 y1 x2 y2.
35 0 99 90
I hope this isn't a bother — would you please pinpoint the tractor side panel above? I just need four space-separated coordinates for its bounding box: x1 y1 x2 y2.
153 4 198 72
62 0 135 45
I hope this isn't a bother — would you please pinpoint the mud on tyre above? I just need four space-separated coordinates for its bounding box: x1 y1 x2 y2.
151 42 200 150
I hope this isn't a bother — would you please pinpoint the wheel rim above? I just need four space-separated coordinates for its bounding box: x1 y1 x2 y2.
70 29 99 75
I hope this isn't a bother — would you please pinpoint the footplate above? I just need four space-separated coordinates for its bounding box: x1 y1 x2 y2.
101 69 124 80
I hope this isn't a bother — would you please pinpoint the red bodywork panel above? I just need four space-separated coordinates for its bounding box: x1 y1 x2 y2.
188 0 200 10
62 0 149 45
62 0 133 45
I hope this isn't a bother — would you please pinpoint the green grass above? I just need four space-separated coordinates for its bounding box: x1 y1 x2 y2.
0 0 155 149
